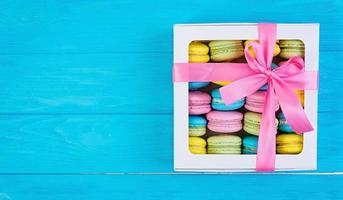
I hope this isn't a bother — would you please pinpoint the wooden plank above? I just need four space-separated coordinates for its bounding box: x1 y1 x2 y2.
0 0 342 54
0 51 338 114
0 115 172 173
0 114 341 173
0 53 172 113
0 174 342 199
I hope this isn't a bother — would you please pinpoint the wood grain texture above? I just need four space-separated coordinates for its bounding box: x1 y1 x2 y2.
0 53 172 113
0 0 342 54
0 114 341 173
0 51 340 114
0 175 342 200
0 0 343 199
0 115 173 173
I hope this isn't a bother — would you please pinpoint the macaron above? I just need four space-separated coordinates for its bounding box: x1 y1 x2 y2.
277 112 294 133
279 40 304 59
295 90 304 107
244 40 280 57
189 115 207 137
207 135 242 154
188 41 210 63
212 81 231 86
189 137 207 154
188 42 210 90
189 91 211 115
276 134 303 154
211 88 245 111
189 82 210 90
245 91 280 113
242 136 258 154
206 111 243 133
259 63 278 91
209 40 244 62
243 112 278 136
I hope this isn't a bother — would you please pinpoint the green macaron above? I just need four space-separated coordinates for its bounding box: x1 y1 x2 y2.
243 112 278 136
207 135 242 154
279 40 304 59
208 40 244 62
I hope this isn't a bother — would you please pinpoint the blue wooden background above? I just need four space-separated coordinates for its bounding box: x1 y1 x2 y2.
0 0 342 199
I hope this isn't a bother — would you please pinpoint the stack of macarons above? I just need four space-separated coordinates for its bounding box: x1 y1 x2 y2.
189 91 211 115
245 91 280 113
186 41 213 154
279 40 304 59
188 41 210 90
189 137 207 154
188 39 305 63
276 134 303 154
211 89 245 111
242 136 258 154
243 112 279 136
186 39 306 155
206 111 243 133
189 116 207 137
189 41 210 63
277 112 294 133
242 90 280 154
208 40 244 62
207 135 242 154
276 112 304 154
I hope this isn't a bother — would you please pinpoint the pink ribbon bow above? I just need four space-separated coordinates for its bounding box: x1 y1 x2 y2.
173 23 318 171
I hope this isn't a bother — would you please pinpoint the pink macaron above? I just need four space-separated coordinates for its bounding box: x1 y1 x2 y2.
206 111 243 133
189 91 211 115
245 91 280 113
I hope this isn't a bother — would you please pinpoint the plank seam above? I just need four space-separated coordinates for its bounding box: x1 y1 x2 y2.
0 172 342 176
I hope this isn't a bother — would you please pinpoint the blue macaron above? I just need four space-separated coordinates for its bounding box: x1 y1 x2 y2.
278 112 294 132
189 115 207 126
189 82 210 90
211 88 245 110
189 115 207 136
259 63 278 91
242 136 258 154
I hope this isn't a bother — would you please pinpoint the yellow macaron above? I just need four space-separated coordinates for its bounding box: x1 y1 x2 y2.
244 40 280 58
189 137 207 154
188 41 210 63
212 81 232 86
295 90 304 107
276 134 303 154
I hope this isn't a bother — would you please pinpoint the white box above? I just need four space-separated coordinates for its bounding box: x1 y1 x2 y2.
173 23 319 171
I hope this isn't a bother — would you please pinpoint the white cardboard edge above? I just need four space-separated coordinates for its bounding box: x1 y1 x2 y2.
173 23 319 172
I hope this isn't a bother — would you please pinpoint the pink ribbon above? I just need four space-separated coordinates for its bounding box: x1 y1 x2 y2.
173 23 318 171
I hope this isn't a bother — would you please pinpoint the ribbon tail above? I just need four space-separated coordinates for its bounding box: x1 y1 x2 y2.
220 74 267 105
256 80 277 172
273 79 314 133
